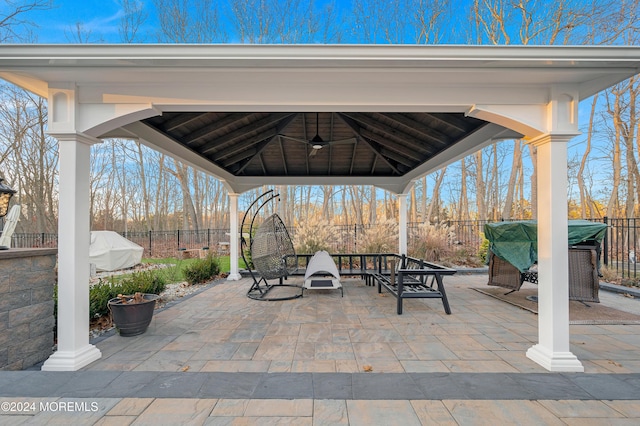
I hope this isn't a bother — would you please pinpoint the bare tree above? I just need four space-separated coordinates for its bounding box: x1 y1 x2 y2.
472 151 488 220
351 0 448 44
64 22 105 43
605 89 623 217
426 168 446 223
410 186 418 222
0 0 51 42
458 159 470 221
154 0 224 42
152 151 167 230
0 85 59 232
228 0 318 43
502 140 522 219
118 0 148 43
604 77 640 217
166 159 200 230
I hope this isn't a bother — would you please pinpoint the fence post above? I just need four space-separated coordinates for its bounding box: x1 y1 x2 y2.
354 224 357 253
602 216 608 267
149 230 152 257
177 229 180 249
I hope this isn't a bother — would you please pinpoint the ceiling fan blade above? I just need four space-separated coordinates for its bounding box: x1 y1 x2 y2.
327 137 357 145
309 148 318 157
278 134 309 144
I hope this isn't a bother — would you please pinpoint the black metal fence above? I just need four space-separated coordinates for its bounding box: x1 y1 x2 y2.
118 229 230 258
7 216 640 279
10 232 58 249
600 217 640 279
443 217 640 279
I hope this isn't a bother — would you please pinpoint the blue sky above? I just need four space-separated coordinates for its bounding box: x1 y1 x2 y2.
26 0 347 43
28 0 149 43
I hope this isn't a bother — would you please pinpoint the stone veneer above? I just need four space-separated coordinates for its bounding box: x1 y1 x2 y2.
0 248 57 370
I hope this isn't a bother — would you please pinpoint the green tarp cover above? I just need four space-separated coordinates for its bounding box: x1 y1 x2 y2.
484 220 607 272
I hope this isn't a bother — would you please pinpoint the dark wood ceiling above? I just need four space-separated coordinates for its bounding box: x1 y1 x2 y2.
142 112 488 178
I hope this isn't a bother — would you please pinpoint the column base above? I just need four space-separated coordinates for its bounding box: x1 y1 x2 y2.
227 273 242 281
41 344 102 371
526 344 584 372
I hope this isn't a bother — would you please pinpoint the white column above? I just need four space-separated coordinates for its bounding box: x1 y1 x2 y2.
398 193 408 255
526 134 583 372
227 192 242 281
42 134 102 371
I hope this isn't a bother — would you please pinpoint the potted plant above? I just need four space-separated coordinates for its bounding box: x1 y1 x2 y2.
107 292 159 336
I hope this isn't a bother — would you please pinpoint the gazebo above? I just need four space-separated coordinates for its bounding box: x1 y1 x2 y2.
1 44 639 372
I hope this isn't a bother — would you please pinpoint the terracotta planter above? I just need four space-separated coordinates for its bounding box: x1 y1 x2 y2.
107 293 159 336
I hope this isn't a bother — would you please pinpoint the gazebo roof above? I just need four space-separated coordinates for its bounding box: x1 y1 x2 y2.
1 44 640 193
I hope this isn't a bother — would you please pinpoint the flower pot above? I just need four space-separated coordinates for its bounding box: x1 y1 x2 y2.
107 293 159 337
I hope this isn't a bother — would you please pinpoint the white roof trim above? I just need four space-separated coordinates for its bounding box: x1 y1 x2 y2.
1 44 639 194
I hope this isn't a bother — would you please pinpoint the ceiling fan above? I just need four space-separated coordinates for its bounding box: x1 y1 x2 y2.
278 113 356 156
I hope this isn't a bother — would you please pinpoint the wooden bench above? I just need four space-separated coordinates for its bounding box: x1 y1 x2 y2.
368 254 456 315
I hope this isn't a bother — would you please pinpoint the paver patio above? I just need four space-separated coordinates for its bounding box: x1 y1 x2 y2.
1 273 640 424
86 274 640 375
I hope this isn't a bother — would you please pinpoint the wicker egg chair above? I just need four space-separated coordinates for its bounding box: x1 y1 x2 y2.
251 213 297 280
242 191 302 301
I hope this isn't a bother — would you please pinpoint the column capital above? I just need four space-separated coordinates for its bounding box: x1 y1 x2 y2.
527 132 579 147
48 132 102 146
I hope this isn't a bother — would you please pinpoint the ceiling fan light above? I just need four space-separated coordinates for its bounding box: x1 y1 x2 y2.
311 132 324 149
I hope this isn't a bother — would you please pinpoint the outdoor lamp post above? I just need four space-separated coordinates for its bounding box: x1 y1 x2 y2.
0 178 16 218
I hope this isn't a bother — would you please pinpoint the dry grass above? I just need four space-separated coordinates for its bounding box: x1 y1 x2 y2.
408 222 455 262
357 219 398 253
601 266 640 288
293 216 342 254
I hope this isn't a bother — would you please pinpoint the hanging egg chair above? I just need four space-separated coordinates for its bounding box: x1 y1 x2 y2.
241 190 302 301
251 213 297 280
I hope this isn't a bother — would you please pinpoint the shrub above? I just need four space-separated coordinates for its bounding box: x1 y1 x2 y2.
158 260 183 283
89 271 167 320
446 246 486 268
478 236 490 264
357 219 398 253
293 216 341 254
243 247 254 269
90 279 117 320
183 254 221 285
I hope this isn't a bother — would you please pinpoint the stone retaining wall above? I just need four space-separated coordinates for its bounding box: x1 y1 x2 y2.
0 248 57 370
